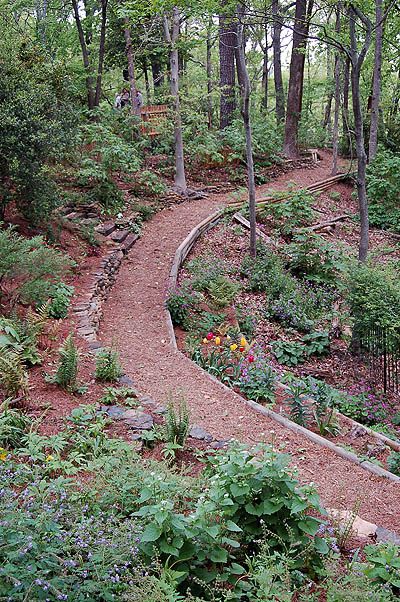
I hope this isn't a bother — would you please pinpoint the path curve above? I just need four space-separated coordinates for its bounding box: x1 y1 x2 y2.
99 154 400 531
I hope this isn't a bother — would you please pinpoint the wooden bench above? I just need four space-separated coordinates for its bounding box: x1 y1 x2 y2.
141 104 168 137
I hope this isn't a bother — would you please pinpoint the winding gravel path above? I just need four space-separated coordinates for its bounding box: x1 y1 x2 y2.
99 154 400 531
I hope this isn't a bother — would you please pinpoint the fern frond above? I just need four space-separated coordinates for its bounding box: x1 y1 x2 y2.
0 346 29 399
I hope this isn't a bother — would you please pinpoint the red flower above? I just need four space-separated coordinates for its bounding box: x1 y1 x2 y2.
206 332 214 341
248 355 255 363
239 346 245 353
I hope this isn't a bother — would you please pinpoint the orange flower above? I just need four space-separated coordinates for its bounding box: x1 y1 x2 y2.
230 343 238 351
215 336 221 346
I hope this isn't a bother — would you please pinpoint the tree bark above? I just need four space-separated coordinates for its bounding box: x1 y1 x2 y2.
206 17 213 129
235 8 257 258
349 5 372 262
36 0 48 45
151 58 164 91
124 19 139 115
283 0 314 158
219 13 237 129
368 0 383 161
71 0 95 110
341 55 351 156
163 8 187 195
143 58 151 104
322 46 333 135
272 0 285 122
261 21 269 110
94 0 108 107
331 8 341 175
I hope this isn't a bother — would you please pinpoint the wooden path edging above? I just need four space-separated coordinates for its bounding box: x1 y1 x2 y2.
166 209 400 484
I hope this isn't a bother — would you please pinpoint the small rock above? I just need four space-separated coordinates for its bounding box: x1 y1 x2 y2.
211 440 229 450
96 221 116 236
376 526 400 545
121 233 139 254
111 229 129 243
350 425 368 439
119 375 135 386
101 405 127 419
189 425 213 442
154 405 167 415
123 410 153 430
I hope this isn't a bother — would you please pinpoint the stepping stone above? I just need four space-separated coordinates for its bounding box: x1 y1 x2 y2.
376 526 400 545
111 229 129 243
211 440 229 450
119 375 135 386
101 405 127 419
88 341 102 351
189 425 213 442
123 410 153 430
121 233 139 254
96 221 116 236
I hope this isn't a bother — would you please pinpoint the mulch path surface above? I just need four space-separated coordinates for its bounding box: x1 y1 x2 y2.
98 151 400 532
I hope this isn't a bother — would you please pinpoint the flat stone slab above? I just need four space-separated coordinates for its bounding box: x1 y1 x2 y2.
189 425 213 442
121 233 139 254
101 405 127 419
376 526 400 545
96 221 116 236
111 229 129 243
123 411 153 430
119 375 135 386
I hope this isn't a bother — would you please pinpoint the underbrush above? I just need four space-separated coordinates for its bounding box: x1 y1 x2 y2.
0 404 398 601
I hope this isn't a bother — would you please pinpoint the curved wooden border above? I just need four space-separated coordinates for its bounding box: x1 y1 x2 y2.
166 211 400 484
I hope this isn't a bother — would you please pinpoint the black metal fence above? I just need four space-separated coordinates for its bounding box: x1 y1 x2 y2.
355 324 400 394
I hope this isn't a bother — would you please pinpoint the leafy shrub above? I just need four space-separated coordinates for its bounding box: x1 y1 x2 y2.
364 543 400 590
186 310 225 337
345 262 400 332
302 331 330 356
272 340 306 366
237 351 277 402
166 396 190 446
0 408 31 449
241 242 292 298
284 232 346 284
206 275 240 308
0 43 76 223
88 177 124 214
48 282 74 319
236 304 257 338
191 348 242 385
333 386 390 426
130 170 167 197
0 226 73 307
0 309 47 366
387 452 400 476
95 347 123 382
367 149 400 232
166 285 203 329
259 188 315 235
100 386 138 406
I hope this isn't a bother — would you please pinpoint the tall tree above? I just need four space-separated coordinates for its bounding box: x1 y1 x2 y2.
163 7 187 194
235 6 256 258
283 0 314 158
348 4 372 261
219 12 237 129
331 7 341 175
272 0 285 122
124 18 140 115
368 0 383 161
206 17 213 129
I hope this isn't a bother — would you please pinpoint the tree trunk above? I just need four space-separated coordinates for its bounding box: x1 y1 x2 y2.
71 0 95 110
94 0 108 107
36 0 48 45
283 0 314 158
219 13 237 129
331 8 341 175
143 58 151 104
206 18 213 129
235 8 257 258
261 22 269 110
151 58 164 91
124 19 139 115
163 8 187 195
341 56 351 156
368 0 383 161
272 0 285 122
322 45 333 135
349 5 372 262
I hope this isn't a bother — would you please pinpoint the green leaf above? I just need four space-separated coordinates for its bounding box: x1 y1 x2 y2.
226 520 242 532
314 536 329 555
230 483 250 497
141 523 162 542
298 518 320 536
230 562 246 575
210 547 228 563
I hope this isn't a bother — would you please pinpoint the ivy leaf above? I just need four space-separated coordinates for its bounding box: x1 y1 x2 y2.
140 524 162 542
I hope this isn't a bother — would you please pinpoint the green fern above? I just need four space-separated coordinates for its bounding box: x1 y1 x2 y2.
53 335 79 391
166 396 190 447
0 347 29 399
95 347 122 382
